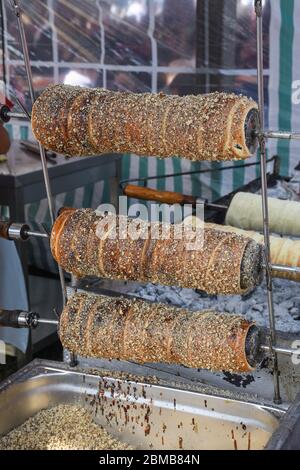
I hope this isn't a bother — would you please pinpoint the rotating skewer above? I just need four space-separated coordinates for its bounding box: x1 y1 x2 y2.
3 219 300 281
261 130 300 141
0 104 28 122
0 306 298 365
261 344 299 358
0 221 49 241
255 0 281 404
0 309 58 329
9 0 67 307
271 264 300 275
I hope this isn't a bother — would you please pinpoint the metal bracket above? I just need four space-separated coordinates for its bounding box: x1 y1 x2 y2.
18 311 58 328
17 311 39 328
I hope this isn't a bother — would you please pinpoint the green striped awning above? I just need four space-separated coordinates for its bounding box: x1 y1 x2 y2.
269 0 299 177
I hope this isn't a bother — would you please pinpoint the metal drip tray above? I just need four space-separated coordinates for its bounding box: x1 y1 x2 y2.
0 360 283 450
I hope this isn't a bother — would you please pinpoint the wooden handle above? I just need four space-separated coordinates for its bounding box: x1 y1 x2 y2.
0 221 11 240
123 184 197 206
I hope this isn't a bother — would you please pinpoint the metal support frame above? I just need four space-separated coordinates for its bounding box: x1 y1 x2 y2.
7 222 48 241
9 0 66 306
261 344 299 358
255 0 281 404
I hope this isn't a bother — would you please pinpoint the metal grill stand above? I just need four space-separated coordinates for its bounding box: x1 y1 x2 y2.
255 0 281 404
2 0 300 401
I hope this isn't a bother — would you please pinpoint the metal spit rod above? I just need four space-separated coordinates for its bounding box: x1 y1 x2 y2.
38 318 59 326
10 0 66 306
0 105 28 122
6 111 27 119
4 222 300 274
255 0 281 404
1 308 299 358
4 222 49 241
26 230 49 239
16 314 300 359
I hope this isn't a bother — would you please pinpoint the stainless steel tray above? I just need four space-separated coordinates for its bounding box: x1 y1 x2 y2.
0 359 283 450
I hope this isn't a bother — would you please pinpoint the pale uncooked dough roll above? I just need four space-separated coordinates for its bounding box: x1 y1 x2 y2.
214 225 300 283
185 216 300 282
225 192 300 237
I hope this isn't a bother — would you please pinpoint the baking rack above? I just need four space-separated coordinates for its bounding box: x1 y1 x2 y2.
1 0 300 404
254 0 298 404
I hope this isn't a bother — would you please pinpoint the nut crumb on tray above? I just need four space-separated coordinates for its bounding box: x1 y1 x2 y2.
0 404 133 450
